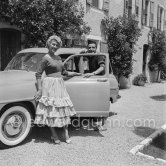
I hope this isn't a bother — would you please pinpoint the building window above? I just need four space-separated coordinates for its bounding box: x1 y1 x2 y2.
157 6 164 30
124 0 132 17
149 1 154 28
142 0 149 26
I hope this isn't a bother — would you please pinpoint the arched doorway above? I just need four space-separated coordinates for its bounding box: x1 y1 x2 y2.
0 28 21 70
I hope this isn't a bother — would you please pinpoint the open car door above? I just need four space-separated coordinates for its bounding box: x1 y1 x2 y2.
63 53 110 117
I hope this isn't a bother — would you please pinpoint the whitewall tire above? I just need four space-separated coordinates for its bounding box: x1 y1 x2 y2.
0 105 32 147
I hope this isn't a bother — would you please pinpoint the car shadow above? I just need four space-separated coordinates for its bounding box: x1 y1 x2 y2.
150 94 166 101
133 126 156 138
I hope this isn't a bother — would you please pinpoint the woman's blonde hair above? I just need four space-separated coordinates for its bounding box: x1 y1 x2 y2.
46 35 62 48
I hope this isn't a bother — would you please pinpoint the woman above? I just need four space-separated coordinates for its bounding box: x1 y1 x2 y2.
34 35 81 144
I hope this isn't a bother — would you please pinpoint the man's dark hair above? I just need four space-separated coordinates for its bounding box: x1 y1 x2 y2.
88 40 97 48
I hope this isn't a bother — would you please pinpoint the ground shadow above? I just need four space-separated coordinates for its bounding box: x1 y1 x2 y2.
27 122 104 145
150 94 166 101
109 112 117 117
151 132 166 150
141 132 166 160
0 117 110 149
133 126 156 138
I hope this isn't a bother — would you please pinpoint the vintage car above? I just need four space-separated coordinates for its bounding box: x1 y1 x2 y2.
0 47 119 147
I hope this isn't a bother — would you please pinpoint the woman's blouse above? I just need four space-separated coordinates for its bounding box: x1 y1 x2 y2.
35 54 68 79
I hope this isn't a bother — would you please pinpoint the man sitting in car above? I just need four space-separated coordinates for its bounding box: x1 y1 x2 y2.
84 41 105 78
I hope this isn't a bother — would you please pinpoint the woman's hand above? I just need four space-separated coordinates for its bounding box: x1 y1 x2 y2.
83 73 94 78
34 89 42 101
67 72 82 77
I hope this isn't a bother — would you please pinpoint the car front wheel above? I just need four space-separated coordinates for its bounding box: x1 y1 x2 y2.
0 105 32 147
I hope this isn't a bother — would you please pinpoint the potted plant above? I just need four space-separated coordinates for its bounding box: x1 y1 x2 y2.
102 14 142 89
133 74 147 86
148 28 166 82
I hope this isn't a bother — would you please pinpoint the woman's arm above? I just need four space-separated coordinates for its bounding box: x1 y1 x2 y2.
67 71 82 77
34 57 46 100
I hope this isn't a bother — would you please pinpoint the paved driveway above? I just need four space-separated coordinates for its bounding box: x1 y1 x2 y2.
0 82 166 166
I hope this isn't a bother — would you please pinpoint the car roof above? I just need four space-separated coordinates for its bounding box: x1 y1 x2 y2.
18 47 87 55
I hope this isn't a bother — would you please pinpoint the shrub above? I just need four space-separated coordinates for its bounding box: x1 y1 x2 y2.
133 74 147 86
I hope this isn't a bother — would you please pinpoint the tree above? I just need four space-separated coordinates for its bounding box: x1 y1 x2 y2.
102 15 142 80
0 0 90 47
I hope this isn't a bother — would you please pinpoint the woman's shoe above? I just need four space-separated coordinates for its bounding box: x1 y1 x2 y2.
65 138 72 144
51 136 61 145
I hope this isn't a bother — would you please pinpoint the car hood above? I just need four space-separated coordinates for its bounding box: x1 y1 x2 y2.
0 70 35 86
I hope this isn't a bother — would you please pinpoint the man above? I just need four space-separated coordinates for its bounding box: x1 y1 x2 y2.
83 41 107 131
84 41 105 78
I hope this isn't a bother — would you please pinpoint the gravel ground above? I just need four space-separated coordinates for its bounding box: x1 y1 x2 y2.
0 82 166 166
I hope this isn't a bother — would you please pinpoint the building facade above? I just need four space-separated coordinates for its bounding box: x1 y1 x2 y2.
108 0 166 82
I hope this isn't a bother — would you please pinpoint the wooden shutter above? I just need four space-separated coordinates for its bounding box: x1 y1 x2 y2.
124 0 129 16
128 0 132 16
157 6 161 29
135 0 139 15
164 10 166 32
141 0 146 25
149 1 154 27
103 0 109 11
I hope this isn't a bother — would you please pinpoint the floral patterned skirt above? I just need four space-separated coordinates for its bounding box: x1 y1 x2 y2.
34 77 76 127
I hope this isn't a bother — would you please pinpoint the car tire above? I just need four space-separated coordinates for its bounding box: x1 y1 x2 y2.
0 105 33 148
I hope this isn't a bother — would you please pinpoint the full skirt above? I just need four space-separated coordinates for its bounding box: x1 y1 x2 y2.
34 77 76 127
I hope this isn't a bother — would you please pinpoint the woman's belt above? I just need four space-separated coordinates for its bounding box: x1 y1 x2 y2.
47 72 62 78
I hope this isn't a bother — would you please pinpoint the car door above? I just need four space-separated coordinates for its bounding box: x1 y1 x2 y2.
63 54 110 117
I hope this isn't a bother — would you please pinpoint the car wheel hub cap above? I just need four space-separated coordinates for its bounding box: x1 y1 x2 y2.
4 114 23 136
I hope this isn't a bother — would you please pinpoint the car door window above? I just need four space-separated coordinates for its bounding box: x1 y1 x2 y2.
64 54 106 76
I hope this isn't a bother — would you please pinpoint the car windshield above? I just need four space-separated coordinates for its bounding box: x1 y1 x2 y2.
5 51 78 72
5 52 45 72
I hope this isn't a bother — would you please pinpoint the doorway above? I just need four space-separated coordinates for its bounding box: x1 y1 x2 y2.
0 29 21 70
142 44 150 83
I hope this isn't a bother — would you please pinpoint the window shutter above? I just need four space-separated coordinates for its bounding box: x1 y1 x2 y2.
141 0 146 25
124 0 129 15
128 0 132 7
128 0 132 16
164 10 166 27
157 6 161 29
149 13 154 27
149 1 154 27
135 0 139 6
103 0 109 11
135 0 139 15
87 0 92 5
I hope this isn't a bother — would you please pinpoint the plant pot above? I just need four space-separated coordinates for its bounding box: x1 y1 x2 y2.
138 80 145 86
150 70 159 83
119 76 131 89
